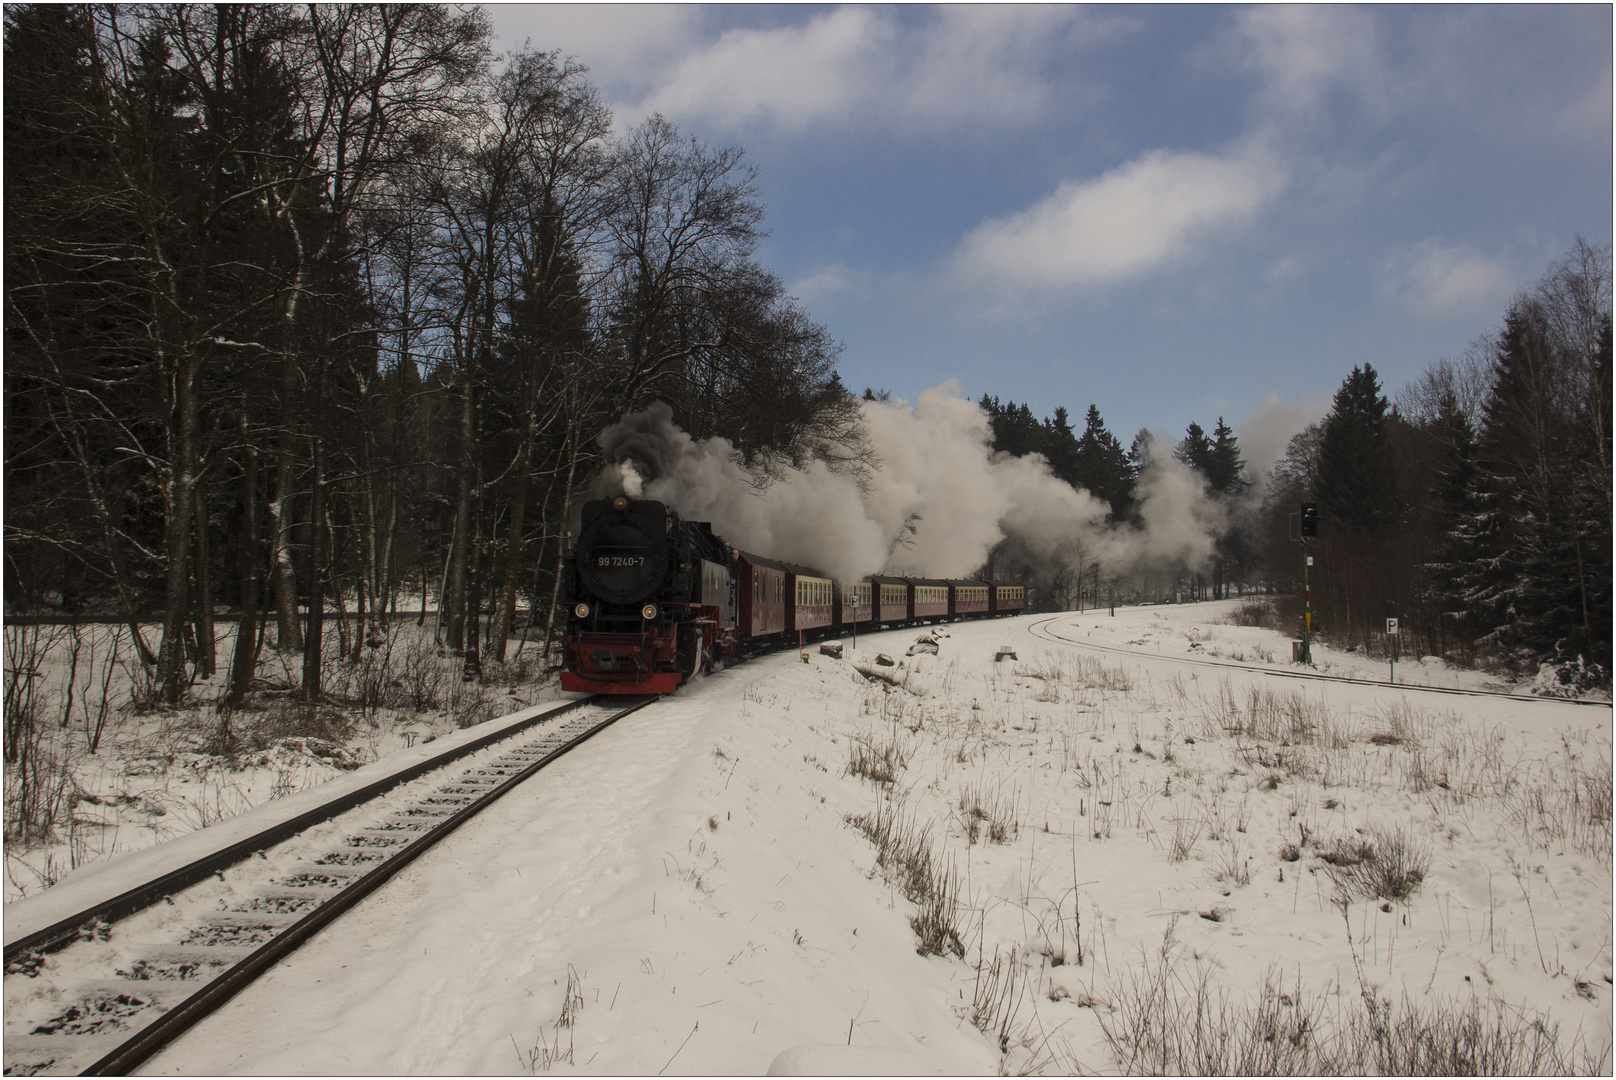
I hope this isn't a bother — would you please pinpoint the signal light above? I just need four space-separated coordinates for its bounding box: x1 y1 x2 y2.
1300 502 1318 538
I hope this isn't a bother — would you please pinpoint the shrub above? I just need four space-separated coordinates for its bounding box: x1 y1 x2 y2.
1319 826 1430 902
1226 600 1278 629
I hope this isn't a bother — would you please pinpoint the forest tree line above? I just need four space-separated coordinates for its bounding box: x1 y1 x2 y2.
974 397 1252 606
5 4 858 706
1262 242 1611 690
979 241 1611 689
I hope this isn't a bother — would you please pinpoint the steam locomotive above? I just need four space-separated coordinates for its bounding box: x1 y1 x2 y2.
560 495 1026 695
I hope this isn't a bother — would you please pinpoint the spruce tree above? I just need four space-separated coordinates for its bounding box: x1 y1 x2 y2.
1424 399 1497 652
1043 405 1079 486
1129 428 1154 472
1174 421 1214 476
1073 405 1135 521
1207 418 1250 496
1475 303 1598 675
1316 365 1400 535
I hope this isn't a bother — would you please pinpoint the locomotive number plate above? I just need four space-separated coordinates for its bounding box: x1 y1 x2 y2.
597 555 645 567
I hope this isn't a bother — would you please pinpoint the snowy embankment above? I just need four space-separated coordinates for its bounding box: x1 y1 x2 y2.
3 615 550 904
14 602 1613 1074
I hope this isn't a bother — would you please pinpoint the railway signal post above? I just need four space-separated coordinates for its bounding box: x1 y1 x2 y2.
1296 502 1318 665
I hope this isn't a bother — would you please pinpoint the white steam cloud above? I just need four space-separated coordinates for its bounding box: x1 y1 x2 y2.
596 383 1225 585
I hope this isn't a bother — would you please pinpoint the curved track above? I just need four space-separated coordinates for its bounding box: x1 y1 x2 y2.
1028 614 1610 709
4 696 653 1076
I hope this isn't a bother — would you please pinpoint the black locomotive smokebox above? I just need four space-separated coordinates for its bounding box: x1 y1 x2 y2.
576 499 669 605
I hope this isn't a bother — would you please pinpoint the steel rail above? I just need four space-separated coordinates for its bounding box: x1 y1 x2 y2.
82 695 655 1076
1027 615 1611 708
5 696 597 966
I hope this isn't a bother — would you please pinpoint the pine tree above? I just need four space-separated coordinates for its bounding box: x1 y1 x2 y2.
1564 314 1613 679
1174 421 1214 476
1316 365 1399 535
1072 405 1135 521
1129 428 1154 472
1172 417 1252 597
1424 399 1496 654
1473 303 1601 675
980 397 1048 460
1042 405 1079 486
1206 418 1250 497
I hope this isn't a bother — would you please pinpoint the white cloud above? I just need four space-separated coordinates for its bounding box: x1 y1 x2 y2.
789 264 862 307
898 6 1099 128
949 140 1287 294
487 5 701 96
634 8 889 130
593 6 1098 133
1233 6 1384 123
1379 241 1515 317
1560 61 1614 142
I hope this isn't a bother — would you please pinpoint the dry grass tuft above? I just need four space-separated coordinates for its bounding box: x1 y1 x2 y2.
847 732 906 785
1316 826 1429 903
1098 925 1607 1075
958 781 1021 845
847 801 965 957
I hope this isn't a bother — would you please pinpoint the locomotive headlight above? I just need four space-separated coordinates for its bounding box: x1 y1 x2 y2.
574 603 590 619
640 603 658 621
611 495 630 511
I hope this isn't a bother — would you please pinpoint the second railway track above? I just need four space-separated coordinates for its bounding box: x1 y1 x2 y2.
4 695 654 1077
1028 614 1611 708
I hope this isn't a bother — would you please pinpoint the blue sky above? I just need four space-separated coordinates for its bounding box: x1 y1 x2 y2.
488 4 1612 470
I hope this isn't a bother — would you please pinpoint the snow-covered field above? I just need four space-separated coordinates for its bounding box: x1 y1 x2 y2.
7 601 1612 1074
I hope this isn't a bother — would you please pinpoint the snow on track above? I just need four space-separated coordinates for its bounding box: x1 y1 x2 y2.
135 642 1005 1075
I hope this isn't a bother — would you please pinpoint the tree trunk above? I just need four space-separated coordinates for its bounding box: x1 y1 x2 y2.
443 371 477 653
268 320 307 651
157 353 200 706
301 432 326 701
463 528 484 682
490 451 531 663
192 481 215 679
540 428 582 667
332 557 351 662
379 481 398 621
226 434 260 711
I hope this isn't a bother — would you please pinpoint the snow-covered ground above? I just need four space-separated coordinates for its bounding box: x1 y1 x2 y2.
3 617 551 903
7 601 1612 1074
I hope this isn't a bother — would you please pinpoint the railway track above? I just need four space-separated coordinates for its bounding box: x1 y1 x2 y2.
4 695 654 1076
1028 614 1611 709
